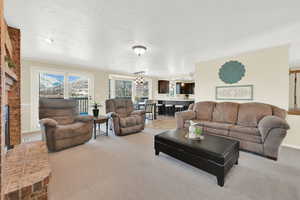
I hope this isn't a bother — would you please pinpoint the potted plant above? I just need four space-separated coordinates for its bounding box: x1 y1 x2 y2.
92 102 101 117
5 56 16 69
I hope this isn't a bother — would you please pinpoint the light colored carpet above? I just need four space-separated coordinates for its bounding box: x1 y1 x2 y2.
48 128 300 200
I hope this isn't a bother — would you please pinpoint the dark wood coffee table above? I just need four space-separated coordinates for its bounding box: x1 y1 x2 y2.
154 129 239 186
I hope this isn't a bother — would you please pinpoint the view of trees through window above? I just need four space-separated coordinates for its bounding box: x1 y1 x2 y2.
39 73 89 98
115 80 132 98
136 81 149 98
68 75 89 98
39 73 64 98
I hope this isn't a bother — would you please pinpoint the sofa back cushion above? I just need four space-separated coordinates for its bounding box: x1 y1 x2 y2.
212 102 239 124
237 103 272 127
193 101 216 121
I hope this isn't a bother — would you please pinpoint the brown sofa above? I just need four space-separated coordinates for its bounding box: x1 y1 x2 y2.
176 101 290 160
39 98 93 152
106 99 146 136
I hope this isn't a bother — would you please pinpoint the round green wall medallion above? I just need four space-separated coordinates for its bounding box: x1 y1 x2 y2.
219 60 245 84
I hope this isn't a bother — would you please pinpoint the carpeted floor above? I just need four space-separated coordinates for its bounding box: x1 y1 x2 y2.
48 127 300 200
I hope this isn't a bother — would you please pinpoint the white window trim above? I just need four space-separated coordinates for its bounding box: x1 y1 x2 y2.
30 66 95 131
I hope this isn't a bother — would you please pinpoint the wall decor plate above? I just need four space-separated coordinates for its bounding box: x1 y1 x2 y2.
219 60 245 84
216 85 253 100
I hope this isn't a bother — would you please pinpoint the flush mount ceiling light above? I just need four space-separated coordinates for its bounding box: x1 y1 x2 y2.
45 38 54 44
132 45 147 56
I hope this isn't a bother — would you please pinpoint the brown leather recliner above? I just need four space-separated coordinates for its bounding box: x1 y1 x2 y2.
39 98 93 152
106 99 146 136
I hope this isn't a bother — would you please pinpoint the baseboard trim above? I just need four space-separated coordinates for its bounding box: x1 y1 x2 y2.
282 143 300 150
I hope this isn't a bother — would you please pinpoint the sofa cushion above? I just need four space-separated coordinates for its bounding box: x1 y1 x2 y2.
205 127 229 136
229 131 262 144
193 101 216 121
229 125 260 136
237 103 272 127
212 102 239 124
199 121 232 130
120 116 142 128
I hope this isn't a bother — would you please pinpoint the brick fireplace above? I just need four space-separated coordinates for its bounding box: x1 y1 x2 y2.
1 7 51 200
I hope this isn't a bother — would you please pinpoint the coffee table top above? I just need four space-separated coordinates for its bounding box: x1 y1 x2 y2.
155 129 239 160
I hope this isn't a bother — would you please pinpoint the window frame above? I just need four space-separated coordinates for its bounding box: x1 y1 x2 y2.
289 70 300 115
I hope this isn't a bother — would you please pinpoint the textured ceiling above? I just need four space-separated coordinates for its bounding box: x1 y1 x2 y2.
5 0 300 77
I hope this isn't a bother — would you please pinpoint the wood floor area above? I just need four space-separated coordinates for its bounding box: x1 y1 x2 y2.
145 115 176 130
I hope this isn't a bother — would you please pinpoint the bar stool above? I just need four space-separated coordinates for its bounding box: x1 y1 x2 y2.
175 104 184 112
165 104 174 116
156 103 163 115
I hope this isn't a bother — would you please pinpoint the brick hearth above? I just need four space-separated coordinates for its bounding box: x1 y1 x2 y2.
4 142 51 200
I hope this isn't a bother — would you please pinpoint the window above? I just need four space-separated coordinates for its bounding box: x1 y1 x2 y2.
108 74 152 101
289 70 300 114
39 73 64 98
135 81 149 98
115 80 132 99
68 75 89 98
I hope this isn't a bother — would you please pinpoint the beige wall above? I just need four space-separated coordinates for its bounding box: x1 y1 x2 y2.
194 45 300 148
21 60 109 133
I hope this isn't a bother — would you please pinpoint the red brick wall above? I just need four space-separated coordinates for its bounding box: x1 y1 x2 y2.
7 27 21 146
0 19 21 200
1 0 6 198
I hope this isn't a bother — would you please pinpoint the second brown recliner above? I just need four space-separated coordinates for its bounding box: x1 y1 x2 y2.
106 98 146 136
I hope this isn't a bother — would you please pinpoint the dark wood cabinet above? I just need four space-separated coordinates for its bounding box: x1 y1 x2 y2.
158 80 169 94
176 82 195 94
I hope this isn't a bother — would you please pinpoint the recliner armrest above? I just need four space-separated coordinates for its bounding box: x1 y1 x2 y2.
131 110 146 116
258 115 290 140
107 112 119 118
39 118 58 127
74 115 94 122
175 110 196 129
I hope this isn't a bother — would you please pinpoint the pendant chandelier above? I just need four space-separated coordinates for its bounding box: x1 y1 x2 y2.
134 71 145 86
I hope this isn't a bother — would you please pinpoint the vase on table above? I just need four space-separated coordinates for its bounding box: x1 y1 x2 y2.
92 102 101 117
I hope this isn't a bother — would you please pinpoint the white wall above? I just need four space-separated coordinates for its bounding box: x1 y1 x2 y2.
195 45 300 148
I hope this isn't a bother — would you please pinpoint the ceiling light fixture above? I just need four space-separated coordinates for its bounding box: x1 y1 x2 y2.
45 38 54 44
134 71 146 86
132 45 147 56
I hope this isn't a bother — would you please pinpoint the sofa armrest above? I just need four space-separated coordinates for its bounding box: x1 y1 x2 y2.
131 110 146 116
39 118 58 127
74 115 94 122
258 115 290 140
175 110 196 129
